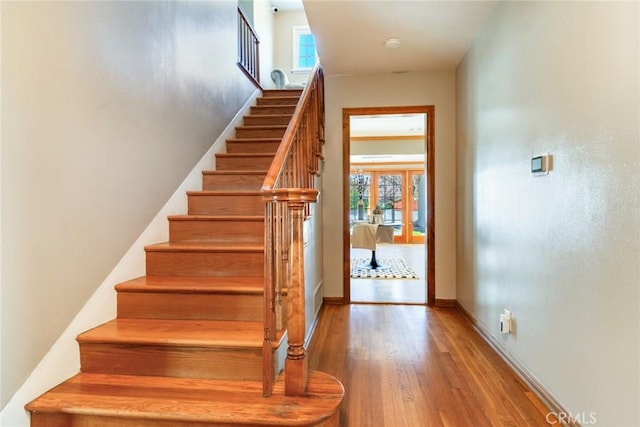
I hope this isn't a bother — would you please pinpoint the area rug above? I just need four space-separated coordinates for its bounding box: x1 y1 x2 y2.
350 258 419 279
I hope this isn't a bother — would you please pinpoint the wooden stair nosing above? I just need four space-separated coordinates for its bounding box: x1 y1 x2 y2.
226 137 282 142
115 276 264 295
215 153 276 158
186 190 263 196
257 95 301 100
235 125 288 131
243 113 293 119
250 105 297 113
26 371 344 426
144 241 264 253
77 318 264 349
202 169 268 176
262 88 303 97
167 214 264 222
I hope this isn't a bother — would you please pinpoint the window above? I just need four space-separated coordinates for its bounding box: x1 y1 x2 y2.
293 26 317 72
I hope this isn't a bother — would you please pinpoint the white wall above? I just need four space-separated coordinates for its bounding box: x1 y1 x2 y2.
0 95 258 427
351 138 424 156
1 0 255 410
273 10 311 85
253 0 276 88
456 2 639 425
322 71 457 300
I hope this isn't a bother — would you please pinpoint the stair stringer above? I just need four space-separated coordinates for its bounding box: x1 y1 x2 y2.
0 89 262 427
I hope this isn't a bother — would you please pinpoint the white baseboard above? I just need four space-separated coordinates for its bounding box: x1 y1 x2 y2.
454 301 576 427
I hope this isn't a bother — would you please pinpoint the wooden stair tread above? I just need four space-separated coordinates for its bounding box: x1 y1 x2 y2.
251 104 296 110
26 371 344 425
262 88 303 96
243 114 293 119
167 214 264 222
202 169 268 175
78 318 263 348
257 95 300 101
235 125 288 130
186 190 262 196
145 241 263 252
115 276 264 294
216 153 276 157
227 137 282 141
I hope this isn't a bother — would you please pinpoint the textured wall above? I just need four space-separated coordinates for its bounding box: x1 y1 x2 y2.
1 0 254 408
456 2 639 424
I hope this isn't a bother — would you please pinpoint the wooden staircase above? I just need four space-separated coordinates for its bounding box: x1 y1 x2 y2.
26 89 343 426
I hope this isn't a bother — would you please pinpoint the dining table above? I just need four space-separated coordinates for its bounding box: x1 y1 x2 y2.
351 222 395 269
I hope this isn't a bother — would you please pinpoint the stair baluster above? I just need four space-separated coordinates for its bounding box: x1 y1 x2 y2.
261 62 324 397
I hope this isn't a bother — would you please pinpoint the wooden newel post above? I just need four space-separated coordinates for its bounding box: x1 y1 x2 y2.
285 199 308 396
262 187 317 397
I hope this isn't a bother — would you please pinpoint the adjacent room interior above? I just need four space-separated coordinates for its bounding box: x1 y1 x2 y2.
348 112 427 304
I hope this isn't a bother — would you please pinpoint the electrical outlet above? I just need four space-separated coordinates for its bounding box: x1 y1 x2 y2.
500 310 512 334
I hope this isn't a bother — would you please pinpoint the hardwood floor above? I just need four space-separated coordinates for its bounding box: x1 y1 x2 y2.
351 244 426 304
308 304 551 426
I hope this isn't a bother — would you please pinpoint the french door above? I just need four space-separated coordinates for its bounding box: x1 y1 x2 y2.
349 168 425 244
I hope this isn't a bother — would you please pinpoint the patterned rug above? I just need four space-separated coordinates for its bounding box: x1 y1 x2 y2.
350 257 419 279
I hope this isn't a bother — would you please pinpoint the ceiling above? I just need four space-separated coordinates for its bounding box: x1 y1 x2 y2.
350 114 425 138
270 0 499 156
297 0 499 76
350 114 426 164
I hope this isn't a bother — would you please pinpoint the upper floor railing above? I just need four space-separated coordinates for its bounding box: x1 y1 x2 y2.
237 6 261 88
261 62 325 397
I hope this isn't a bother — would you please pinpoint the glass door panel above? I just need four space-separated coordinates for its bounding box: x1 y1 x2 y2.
409 171 426 244
377 173 404 242
349 169 372 227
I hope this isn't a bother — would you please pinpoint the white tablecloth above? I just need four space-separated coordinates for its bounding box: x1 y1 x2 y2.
351 223 394 250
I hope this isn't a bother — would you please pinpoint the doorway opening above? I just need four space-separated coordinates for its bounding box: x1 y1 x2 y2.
342 106 435 305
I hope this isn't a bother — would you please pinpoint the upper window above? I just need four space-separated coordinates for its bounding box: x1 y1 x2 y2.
293 26 317 72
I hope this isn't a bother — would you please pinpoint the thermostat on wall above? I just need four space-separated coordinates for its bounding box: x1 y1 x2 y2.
531 154 550 176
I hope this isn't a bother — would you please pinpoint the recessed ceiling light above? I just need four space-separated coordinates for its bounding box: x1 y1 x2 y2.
384 38 401 50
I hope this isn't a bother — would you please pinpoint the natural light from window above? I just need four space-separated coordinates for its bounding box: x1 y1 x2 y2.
293 26 317 72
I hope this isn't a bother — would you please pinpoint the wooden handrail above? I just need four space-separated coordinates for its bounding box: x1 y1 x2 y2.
261 62 324 191
261 62 325 397
237 6 261 88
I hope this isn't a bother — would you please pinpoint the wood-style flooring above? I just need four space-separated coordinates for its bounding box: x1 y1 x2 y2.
308 304 551 426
